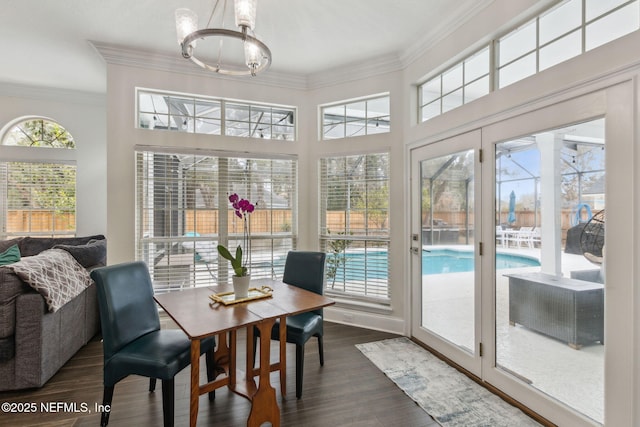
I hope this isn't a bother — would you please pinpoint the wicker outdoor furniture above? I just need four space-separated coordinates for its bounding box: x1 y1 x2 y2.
507 272 604 349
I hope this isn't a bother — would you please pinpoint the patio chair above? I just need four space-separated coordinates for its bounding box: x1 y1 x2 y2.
90 261 216 427
496 225 507 247
530 227 541 247
515 226 535 248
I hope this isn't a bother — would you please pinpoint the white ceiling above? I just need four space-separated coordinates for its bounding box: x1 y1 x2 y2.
0 0 494 94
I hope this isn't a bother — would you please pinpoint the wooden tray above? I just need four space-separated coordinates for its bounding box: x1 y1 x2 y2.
209 285 273 305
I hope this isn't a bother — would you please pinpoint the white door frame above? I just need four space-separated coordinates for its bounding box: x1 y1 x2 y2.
407 79 635 427
409 129 482 376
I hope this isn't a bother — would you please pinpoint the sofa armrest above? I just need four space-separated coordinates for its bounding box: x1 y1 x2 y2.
14 292 58 388
0 267 31 339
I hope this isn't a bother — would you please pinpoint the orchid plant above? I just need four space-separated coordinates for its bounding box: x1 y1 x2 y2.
217 193 256 277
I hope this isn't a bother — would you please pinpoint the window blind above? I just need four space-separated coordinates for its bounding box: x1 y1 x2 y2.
135 150 297 293
0 161 76 238
319 152 390 302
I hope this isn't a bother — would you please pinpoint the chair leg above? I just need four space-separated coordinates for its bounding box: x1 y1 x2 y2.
205 348 216 401
317 335 324 366
101 385 115 427
295 343 305 399
149 378 156 392
161 379 175 427
252 331 258 368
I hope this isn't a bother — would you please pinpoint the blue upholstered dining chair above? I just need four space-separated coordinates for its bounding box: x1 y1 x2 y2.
90 261 216 427
254 251 327 399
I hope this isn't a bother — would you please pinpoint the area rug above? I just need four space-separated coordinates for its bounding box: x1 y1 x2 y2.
356 337 540 427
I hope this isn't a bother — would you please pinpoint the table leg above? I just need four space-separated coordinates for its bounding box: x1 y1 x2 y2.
229 329 237 388
247 319 280 427
279 315 286 397
189 339 201 427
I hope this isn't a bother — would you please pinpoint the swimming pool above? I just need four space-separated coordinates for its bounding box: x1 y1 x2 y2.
334 249 539 279
423 249 539 274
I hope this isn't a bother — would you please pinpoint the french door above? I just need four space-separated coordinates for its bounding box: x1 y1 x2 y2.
410 130 482 376
409 81 634 426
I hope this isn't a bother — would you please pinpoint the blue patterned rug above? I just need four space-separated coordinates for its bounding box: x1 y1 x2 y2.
356 337 541 427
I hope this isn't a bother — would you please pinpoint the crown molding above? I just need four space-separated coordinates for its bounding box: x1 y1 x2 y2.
91 41 309 91
92 41 407 92
0 82 105 106
306 52 403 90
400 0 496 68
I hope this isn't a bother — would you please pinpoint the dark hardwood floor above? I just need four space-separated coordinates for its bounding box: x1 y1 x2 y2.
0 322 438 426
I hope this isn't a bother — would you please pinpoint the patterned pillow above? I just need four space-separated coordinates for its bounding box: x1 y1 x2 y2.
8 249 93 312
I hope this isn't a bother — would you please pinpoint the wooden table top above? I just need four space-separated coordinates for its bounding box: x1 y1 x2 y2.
154 278 335 340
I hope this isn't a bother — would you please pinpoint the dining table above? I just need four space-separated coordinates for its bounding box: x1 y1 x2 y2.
153 277 335 427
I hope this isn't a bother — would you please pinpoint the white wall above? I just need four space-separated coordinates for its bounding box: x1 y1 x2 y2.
0 83 107 237
103 60 409 333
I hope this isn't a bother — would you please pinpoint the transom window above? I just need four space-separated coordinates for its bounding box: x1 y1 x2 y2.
419 0 639 122
321 94 390 140
419 47 490 122
319 152 390 303
498 0 639 88
0 118 76 238
138 90 296 141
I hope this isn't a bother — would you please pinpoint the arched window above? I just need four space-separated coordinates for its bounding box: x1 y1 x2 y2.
0 118 77 238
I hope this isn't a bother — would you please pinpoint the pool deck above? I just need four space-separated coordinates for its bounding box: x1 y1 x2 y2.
420 244 603 423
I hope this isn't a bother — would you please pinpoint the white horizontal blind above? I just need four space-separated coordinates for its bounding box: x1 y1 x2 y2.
0 161 76 238
319 152 390 302
135 150 297 293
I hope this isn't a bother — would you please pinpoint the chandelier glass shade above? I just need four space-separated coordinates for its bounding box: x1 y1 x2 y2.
175 0 271 77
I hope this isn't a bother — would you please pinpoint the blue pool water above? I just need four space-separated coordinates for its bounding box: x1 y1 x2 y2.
423 249 539 274
334 249 539 279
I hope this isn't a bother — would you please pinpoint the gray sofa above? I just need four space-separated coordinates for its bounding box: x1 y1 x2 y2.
0 235 106 391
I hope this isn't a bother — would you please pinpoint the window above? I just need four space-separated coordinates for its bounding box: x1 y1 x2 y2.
498 0 639 88
135 149 297 292
321 95 390 140
419 47 490 122
0 118 76 238
137 90 296 141
319 152 390 302
420 1 639 121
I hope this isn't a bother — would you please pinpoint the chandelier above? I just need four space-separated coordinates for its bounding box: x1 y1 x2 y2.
175 0 271 77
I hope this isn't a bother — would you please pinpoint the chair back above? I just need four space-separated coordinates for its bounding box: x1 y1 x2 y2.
283 251 326 298
90 261 160 360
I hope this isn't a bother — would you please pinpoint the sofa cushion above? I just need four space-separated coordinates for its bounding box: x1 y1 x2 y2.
53 239 106 268
8 249 93 312
18 235 105 257
0 245 20 266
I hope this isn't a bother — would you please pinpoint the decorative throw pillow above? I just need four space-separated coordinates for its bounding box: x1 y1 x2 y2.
53 239 106 268
8 249 92 312
0 244 20 266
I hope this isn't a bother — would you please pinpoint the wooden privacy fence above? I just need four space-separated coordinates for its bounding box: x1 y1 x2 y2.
7 209 583 235
6 210 75 233
185 210 293 234
431 210 579 230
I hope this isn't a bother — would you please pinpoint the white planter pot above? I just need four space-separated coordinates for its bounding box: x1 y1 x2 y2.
232 275 251 299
